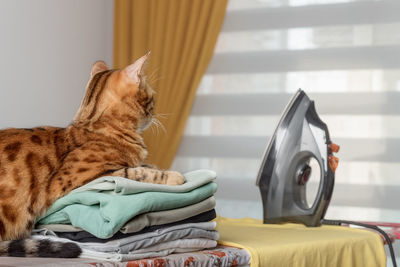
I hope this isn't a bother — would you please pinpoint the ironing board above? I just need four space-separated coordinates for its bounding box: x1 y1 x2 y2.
0 217 387 267
216 216 387 267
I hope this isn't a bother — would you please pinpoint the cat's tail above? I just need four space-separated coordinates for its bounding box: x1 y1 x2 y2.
0 239 81 258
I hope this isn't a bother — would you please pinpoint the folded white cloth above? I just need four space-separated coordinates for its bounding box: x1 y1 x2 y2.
79 238 217 261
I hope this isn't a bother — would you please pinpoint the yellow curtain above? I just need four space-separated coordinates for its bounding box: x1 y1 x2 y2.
113 0 228 169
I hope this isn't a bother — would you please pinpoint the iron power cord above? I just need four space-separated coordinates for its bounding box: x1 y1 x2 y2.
322 219 397 267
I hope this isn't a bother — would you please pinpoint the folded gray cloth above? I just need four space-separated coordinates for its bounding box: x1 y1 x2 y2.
32 221 219 253
36 196 216 234
131 238 216 254
53 209 216 243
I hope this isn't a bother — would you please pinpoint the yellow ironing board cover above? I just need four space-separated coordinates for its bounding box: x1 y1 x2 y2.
215 216 386 267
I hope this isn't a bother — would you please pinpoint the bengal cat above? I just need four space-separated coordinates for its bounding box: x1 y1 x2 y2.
0 53 185 257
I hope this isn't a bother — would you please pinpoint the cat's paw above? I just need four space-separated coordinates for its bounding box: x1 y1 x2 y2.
164 171 186 185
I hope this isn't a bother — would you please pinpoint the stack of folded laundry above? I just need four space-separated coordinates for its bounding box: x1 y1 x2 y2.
32 169 218 261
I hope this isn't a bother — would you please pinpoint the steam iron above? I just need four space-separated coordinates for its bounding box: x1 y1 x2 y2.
256 89 339 227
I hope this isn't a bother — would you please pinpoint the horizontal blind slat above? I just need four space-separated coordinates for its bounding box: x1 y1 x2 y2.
191 92 400 116
177 136 400 162
215 179 400 210
207 46 400 73
222 0 400 31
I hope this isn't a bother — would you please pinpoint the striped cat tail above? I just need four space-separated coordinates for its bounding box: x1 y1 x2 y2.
0 239 81 258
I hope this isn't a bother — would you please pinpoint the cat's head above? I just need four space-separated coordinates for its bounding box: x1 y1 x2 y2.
74 53 155 132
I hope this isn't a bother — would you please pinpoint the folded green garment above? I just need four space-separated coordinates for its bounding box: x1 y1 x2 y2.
71 169 216 195
37 170 217 239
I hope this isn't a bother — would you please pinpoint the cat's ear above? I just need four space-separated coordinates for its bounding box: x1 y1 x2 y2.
90 61 109 77
124 52 150 85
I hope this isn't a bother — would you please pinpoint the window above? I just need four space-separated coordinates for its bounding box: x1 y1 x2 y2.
172 0 400 225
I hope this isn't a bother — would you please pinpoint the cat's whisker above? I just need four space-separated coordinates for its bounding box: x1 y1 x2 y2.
149 118 159 136
156 119 166 134
148 67 160 79
151 121 160 136
148 76 165 84
147 118 157 135
154 115 166 120
151 117 166 134
153 118 161 136
154 113 171 120
146 68 160 83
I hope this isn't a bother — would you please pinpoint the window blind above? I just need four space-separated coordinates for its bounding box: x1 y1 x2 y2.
172 0 400 234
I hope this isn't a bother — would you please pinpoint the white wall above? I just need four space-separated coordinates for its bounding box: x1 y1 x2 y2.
0 0 114 128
